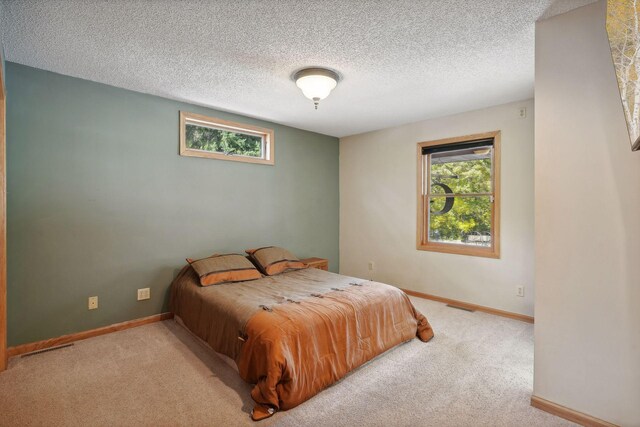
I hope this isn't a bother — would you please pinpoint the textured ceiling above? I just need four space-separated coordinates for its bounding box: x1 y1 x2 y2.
1 0 596 137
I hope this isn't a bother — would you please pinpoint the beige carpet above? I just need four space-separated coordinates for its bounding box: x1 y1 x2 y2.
0 297 575 427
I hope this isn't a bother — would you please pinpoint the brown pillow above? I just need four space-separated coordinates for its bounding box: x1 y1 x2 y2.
187 253 262 287
245 246 306 276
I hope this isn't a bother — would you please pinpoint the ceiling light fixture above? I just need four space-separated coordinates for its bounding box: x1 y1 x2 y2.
294 67 340 110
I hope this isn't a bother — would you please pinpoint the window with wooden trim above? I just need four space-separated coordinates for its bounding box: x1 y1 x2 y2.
179 111 274 165
417 131 501 258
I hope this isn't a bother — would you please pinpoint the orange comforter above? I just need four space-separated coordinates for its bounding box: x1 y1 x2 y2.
237 279 433 420
170 267 433 420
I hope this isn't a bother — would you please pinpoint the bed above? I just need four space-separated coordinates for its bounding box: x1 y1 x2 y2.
169 263 433 420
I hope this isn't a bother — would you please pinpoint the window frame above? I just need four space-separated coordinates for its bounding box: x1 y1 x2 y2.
179 111 275 165
416 131 501 258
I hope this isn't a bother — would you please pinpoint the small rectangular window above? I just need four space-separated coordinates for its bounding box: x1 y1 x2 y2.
179 111 274 165
417 131 501 258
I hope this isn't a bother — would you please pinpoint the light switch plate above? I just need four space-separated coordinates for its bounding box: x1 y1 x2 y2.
88 296 98 310
137 288 151 301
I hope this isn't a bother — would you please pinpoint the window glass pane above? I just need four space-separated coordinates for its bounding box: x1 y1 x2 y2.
430 148 492 194
185 123 263 158
429 195 492 246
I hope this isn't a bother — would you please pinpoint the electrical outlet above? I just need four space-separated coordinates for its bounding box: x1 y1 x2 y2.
88 296 98 310
516 286 525 297
518 107 527 119
137 288 151 301
368 261 374 271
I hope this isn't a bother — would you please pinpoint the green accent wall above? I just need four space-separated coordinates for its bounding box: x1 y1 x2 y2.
5 62 339 347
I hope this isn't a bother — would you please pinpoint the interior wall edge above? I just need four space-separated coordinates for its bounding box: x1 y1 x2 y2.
530 396 619 427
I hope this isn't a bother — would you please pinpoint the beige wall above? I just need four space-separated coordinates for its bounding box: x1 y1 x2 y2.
534 2 640 425
340 99 535 316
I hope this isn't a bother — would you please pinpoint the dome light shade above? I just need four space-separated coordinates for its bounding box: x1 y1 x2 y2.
294 68 340 109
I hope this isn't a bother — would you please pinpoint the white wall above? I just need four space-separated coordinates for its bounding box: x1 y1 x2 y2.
534 2 640 425
340 99 535 316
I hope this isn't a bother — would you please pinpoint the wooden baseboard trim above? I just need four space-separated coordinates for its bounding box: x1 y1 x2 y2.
7 312 174 358
401 288 534 323
531 396 618 427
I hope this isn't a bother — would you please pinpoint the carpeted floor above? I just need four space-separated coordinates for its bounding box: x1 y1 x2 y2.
0 297 575 426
